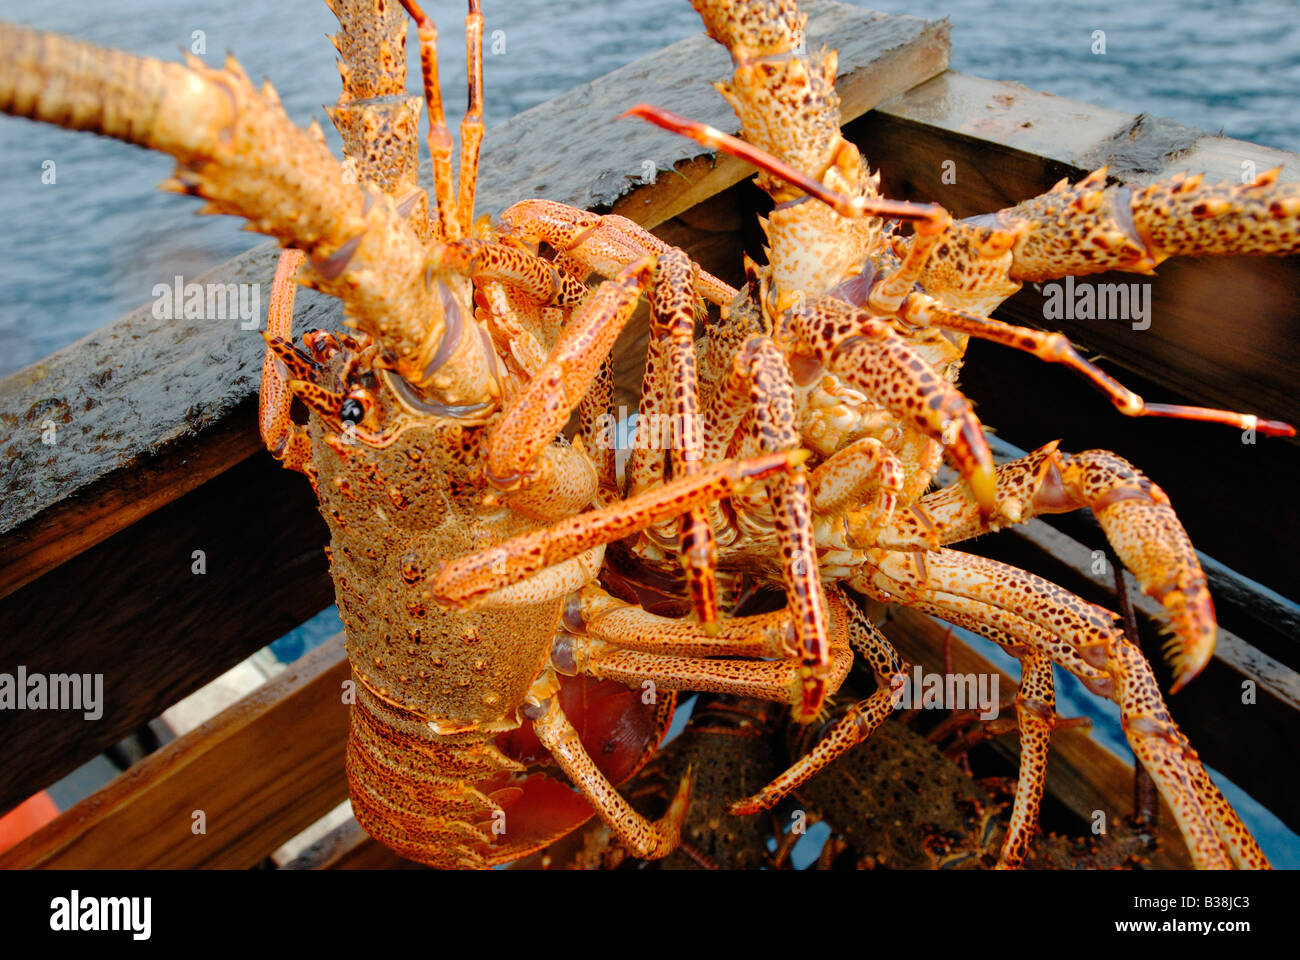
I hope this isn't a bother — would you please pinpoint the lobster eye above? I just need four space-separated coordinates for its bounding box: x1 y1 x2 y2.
340 398 365 426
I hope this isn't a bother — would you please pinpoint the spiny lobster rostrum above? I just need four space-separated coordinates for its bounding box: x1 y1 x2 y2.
0 0 1294 870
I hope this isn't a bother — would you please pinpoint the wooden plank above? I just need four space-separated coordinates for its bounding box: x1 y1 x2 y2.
0 1 946 603
881 606 1194 869
0 637 350 869
0 450 332 816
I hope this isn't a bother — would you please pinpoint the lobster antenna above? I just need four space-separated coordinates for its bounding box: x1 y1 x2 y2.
623 103 947 231
457 0 484 236
401 0 460 240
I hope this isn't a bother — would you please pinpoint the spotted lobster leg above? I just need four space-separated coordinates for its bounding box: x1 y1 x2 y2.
480 256 653 498
400 0 486 241
788 295 998 516
853 548 1268 869
260 249 315 476
878 441 1217 691
559 584 853 717
628 249 721 629
498 198 737 306
968 165 1300 283
429 449 806 609
695 334 835 718
726 598 906 814
900 293 1295 437
522 666 691 861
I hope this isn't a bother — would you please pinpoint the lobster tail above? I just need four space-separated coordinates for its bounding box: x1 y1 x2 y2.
346 684 511 868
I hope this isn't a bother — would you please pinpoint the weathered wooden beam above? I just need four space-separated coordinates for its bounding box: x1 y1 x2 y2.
0 451 332 816
0 637 350 869
0 3 948 811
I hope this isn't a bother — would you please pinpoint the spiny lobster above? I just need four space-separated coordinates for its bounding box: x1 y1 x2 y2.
0 0 1293 871
0 0 859 868
442 0 1297 869
586 0 1297 869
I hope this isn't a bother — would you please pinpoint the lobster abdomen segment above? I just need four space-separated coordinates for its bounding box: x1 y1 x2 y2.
347 676 675 867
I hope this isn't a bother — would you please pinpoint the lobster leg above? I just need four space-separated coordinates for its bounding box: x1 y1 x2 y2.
880 590 1099 867
969 166 1300 282
477 280 549 382
878 441 1215 692
497 198 737 306
400 0 459 240
626 285 669 494
705 335 834 719
456 0 484 238
259 249 314 475
483 257 653 488
562 637 852 707
727 599 906 814
438 238 591 308
527 670 690 860
577 353 617 491
789 295 998 516
648 249 720 628
880 593 1090 868
429 449 806 607
560 584 852 711
854 548 1265 869
624 104 945 231
573 586 795 658
809 436 907 551
904 588 1113 698
996 649 1055 870
901 293 1294 437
